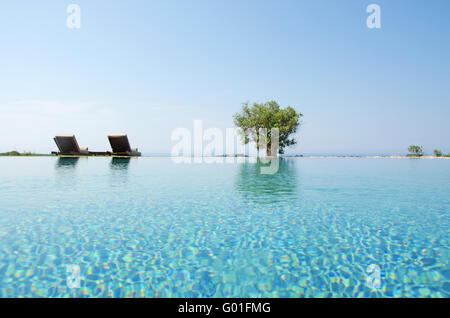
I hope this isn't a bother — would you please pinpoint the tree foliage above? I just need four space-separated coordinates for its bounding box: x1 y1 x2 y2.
408 145 424 156
233 101 302 155
433 149 442 157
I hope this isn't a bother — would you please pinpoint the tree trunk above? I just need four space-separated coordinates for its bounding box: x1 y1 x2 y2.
266 143 272 157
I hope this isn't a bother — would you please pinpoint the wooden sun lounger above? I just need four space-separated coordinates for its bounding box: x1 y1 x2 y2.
53 135 90 156
108 134 141 157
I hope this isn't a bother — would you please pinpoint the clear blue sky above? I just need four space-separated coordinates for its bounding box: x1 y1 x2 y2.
0 1 449 155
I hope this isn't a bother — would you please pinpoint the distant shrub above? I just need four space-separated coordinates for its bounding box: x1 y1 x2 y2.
0 150 37 156
433 149 442 157
407 145 424 157
5 151 21 156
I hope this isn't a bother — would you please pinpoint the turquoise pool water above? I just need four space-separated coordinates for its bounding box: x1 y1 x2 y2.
0 157 448 297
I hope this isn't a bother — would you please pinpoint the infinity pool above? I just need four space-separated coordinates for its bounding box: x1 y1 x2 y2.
0 157 448 297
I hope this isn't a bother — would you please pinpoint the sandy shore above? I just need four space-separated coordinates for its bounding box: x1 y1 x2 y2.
282 155 450 159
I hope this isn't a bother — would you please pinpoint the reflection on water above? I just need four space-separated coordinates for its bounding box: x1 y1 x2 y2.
55 157 79 169
110 157 131 171
109 158 131 186
55 157 79 186
235 158 298 203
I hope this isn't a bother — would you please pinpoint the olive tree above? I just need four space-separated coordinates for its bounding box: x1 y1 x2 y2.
233 101 302 156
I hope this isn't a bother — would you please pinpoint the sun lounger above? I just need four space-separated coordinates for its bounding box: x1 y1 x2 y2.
53 135 90 156
107 134 141 156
